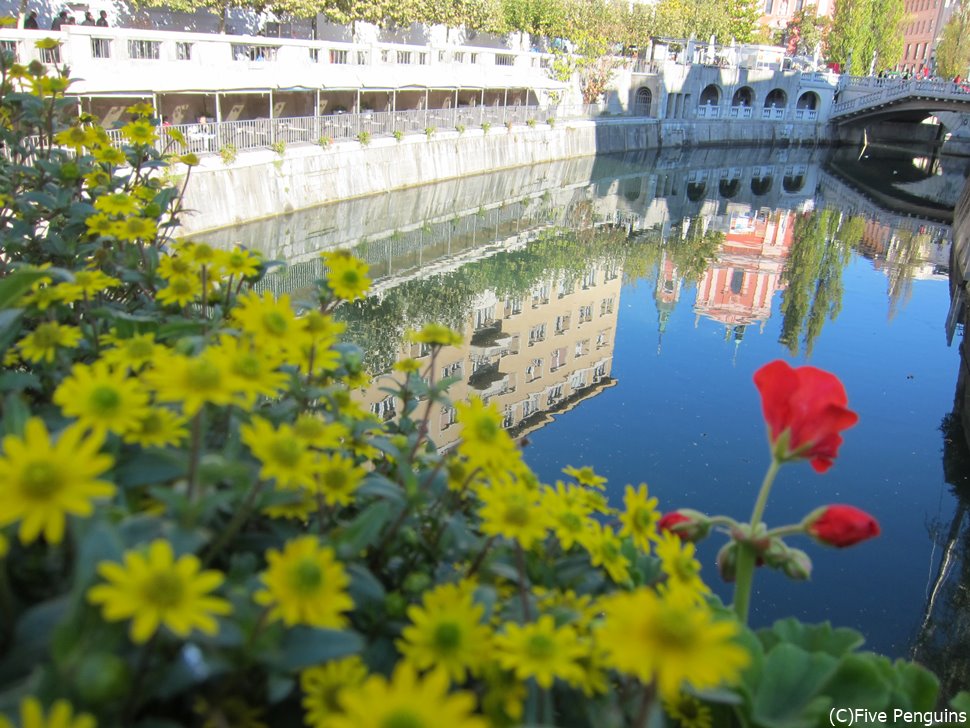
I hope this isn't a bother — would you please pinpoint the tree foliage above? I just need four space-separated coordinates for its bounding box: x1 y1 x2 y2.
829 0 904 72
784 7 832 57
935 2 970 78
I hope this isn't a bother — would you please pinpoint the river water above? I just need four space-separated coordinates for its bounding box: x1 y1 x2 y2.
202 143 970 686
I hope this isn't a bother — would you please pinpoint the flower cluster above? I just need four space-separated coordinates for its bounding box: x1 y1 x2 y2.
0 57 952 728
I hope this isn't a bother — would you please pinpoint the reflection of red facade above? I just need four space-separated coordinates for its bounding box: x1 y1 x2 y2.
693 210 795 328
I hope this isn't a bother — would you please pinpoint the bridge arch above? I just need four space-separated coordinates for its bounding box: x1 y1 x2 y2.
623 176 642 202
686 181 707 202
796 91 819 110
764 88 787 110
719 178 741 198
700 84 721 106
783 174 805 193
634 87 652 115
732 86 754 107
751 176 773 195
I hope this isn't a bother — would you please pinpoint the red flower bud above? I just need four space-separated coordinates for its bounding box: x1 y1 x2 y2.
753 360 858 473
806 504 880 548
657 509 711 542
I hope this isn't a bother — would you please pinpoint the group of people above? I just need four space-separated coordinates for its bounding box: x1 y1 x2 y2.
22 9 109 30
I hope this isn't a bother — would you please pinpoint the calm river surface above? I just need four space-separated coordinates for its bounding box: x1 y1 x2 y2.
204 144 970 680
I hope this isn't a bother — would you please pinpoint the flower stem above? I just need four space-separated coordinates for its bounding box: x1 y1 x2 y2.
466 535 496 577
634 682 656 728
515 543 532 622
185 410 204 507
733 457 781 623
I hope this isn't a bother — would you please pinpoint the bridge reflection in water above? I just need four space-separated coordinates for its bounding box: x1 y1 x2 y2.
204 144 968 675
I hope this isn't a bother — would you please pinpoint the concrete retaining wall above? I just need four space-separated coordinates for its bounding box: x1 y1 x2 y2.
178 117 835 235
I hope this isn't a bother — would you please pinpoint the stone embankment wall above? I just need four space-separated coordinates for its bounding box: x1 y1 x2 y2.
179 117 833 235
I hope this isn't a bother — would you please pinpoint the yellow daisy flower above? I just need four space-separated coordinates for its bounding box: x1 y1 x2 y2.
655 531 711 602
321 251 371 301
300 656 368 728
562 465 608 489
85 212 117 238
315 453 366 506
92 145 127 165
542 482 594 550
60 269 121 300
456 397 519 472
99 330 166 372
157 253 196 280
217 247 261 279
618 483 660 553
0 418 114 545
113 216 157 242
331 664 487 728
254 536 354 629
120 119 157 145
94 191 139 216
597 588 749 699
241 416 317 490
232 291 307 359
393 358 422 374
262 488 318 521
54 125 88 151
579 521 630 583
155 274 202 307
121 407 189 448
54 360 149 437
16 321 82 363
407 323 462 347
88 539 231 644
397 581 492 681
664 693 714 728
215 335 289 406
477 478 550 551
143 350 235 415
0 696 95 728
494 615 585 688
293 414 348 449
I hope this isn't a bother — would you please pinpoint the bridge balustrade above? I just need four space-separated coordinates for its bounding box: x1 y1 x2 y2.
729 106 753 119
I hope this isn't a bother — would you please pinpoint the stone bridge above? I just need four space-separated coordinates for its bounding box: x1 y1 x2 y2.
832 78 970 124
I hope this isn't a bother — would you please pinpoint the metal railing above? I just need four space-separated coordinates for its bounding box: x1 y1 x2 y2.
832 78 970 117
118 103 644 156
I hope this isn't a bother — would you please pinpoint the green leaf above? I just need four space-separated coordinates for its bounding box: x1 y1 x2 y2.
0 268 52 308
759 619 865 657
270 627 364 671
889 659 939 712
357 473 406 505
347 563 386 606
0 597 70 685
821 654 891 712
751 643 838 728
336 501 393 556
0 371 41 393
115 450 187 488
2 393 31 437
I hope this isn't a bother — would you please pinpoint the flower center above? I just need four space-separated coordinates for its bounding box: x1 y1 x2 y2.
235 354 262 379
21 461 63 498
32 323 61 347
560 512 582 531
653 608 697 649
323 468 348 491
270 438 302 468
526 633 555 660
262 311 289 336
126 339 154 358
432 621 462 652
291 559 323 594
90 385 121 414
186 360 221 390
505 501 530 527
634 508 655 530
473 416 498 443
381 711 425 728
143 570 185 608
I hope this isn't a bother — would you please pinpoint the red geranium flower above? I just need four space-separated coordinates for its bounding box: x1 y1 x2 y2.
657 512 691 537
807 504 880 548
753 360 858 473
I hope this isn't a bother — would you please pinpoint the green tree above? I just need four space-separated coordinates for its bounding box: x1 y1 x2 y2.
784 7 832 56
728 0 762 43
829 0 904 72
935 2 970 78
778 210 855 357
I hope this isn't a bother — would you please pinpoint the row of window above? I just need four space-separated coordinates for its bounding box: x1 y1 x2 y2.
905 18 935 36
903 42 932 61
